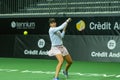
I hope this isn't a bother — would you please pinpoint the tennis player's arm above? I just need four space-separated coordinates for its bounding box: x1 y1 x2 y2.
53 18 71 33
61 31 65 38
61 26 67 38
52 22 67 33
61 18 71 38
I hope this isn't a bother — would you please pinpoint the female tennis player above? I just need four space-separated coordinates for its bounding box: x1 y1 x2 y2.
48 18 72 80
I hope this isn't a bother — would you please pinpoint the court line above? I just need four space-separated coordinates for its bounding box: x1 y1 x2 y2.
0 68 120 78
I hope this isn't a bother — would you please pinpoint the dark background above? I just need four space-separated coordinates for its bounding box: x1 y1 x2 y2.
0 17 120 62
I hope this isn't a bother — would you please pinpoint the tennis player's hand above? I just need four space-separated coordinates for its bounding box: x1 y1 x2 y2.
66 18 72 23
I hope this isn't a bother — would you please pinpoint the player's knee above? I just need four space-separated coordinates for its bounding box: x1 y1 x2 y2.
68 60 72 65
59 62 63 66
58 59 64 65
70 61 73 65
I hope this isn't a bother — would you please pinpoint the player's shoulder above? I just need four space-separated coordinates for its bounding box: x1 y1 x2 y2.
49 27 56 31
49 28 54 33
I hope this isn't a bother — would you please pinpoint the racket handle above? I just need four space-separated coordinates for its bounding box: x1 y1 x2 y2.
66 18 72 23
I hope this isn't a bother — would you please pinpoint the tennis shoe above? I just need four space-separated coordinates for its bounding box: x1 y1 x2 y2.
63 70 68 78
53 78 59 80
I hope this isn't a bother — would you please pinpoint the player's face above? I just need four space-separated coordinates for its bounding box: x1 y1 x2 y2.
50 22 57 27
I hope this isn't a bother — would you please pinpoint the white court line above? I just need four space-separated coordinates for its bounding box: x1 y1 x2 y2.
0 69 19 72
0 68 120 78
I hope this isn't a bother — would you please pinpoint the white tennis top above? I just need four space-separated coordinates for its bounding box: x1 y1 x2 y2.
49 22 68 46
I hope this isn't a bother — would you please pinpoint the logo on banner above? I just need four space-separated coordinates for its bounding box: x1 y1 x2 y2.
11 21 16 28
23 38 48 56
107 40 116 50
76 20 86 31
89 21 120 31
91 39 120 58
38 39 45 48
11 21 35 29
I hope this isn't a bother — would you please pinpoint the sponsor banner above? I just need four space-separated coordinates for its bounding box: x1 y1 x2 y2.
14 35 120 62
14 35 51 59
64 35 120 62
1 17 120 35
0 18 48 34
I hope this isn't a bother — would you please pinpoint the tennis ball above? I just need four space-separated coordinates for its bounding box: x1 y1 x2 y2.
76 20 86 31
23 31 28 35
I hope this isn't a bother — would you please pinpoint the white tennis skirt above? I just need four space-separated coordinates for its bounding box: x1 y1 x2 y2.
48 45 69 56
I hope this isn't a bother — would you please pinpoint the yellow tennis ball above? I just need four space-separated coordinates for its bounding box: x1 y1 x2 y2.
76 20 86 31
23 31 28 35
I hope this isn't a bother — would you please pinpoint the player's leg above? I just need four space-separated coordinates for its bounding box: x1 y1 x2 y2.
63 54 72 78
64 54 72 72
54 54 64 79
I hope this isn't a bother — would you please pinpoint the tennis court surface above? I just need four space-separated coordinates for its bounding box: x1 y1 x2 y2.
0 58 120 80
